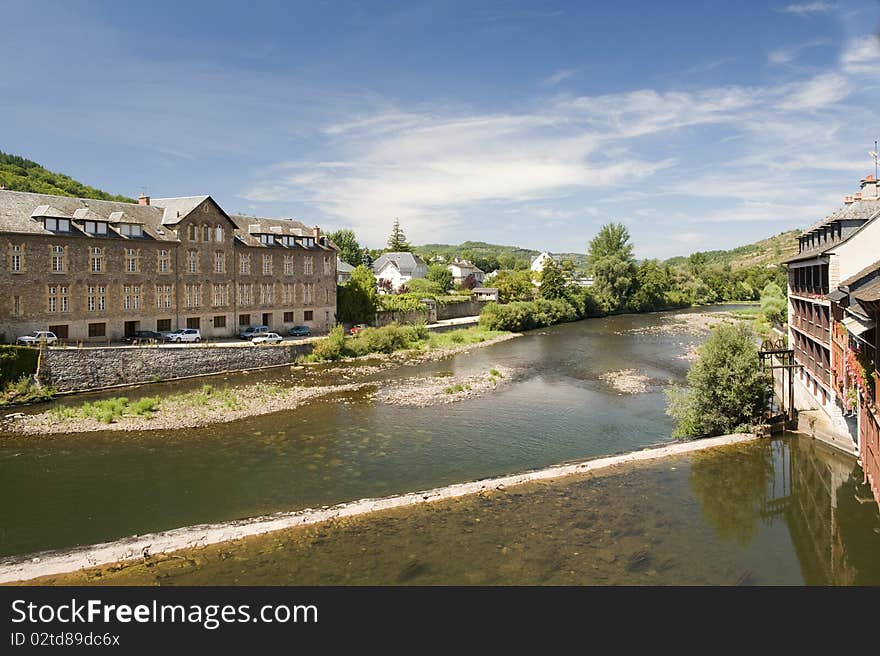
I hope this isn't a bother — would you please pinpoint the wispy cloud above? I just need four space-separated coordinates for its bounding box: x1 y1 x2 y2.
840 34 880 74
540 68 578 87
768 39 829 65
781 2 834 15
775 72 849 110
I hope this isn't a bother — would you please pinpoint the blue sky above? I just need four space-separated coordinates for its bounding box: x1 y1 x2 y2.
2 1 879 257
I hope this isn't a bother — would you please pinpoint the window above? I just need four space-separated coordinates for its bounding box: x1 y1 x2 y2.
284 255 293 275
12 295 21 316
90 247 103 273
157 318 172 332
263 254 272 275
188 224 197 241
123 285 141 310
188 250 198 274
44 218 70 232
187 317 200 330
303 282 314 304
84 221 108 235
260 234 274 246
304 310 313 321
214 315 226 328
300 237 315 248
215 225 224 242
156 285 172 309
325 288 331 304
238 283 252 306
51 245 65 272
10 244 23 272
304 256 313 275
215 251 225 274
49 286 68 313
203 225 210 242
158 249 171 273
88 323 106 338
282 283 294 304
88 286 96 312
260 283 273 305
97 286 106 311
240 253 250 274
185 284 201 308
239 314 251 327
212 283 229 307
283 311 294 322
119 224 143 238
323 256 331 275
125 248 139 273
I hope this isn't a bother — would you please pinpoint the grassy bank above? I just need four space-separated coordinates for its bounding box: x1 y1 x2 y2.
306 323 508 362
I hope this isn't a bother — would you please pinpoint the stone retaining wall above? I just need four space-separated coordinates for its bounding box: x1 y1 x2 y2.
38 343 314 393
436 299 485 320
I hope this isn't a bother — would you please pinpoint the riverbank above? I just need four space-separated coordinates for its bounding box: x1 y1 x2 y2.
0 432 759 584
3 333 521 435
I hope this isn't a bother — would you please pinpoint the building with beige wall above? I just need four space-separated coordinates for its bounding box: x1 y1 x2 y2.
0 190 337 342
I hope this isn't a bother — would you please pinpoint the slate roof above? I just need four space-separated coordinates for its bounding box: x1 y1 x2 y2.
785 197 880 263
853 280 880 304
373 252 426 275
841 259 880 288
0 190 177 241
229 214 334 250
336 259 355 274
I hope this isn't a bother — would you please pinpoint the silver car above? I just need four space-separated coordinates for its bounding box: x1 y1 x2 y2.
16 330 58 345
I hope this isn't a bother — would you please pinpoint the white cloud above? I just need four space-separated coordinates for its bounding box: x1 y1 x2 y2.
840 35 880 74
775 73 849 110
781 2 834 15
768 39 829 65
541 68 578 87
671 231 704 244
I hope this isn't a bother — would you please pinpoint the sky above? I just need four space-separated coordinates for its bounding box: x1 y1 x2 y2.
2 0 879 258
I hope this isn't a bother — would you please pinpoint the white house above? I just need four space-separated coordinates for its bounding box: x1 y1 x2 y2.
530 251 563 273
447 258 485 286
373 252 428 291
337 258 355 285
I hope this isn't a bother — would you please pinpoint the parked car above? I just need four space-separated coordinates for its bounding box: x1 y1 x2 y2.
349 324 368 335
164 328 201 343
239 325 270 340
16 330 58 346
287 325 311 337
251 332 283 345
121 330 164 344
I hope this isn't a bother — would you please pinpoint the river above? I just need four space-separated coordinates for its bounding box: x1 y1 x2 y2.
2 306 878 582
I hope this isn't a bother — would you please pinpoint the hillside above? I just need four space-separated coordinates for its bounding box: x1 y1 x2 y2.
415 241 588 271
0 152 134 202
664 230 802 269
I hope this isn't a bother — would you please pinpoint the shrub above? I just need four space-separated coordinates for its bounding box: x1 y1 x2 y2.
310 325 347 361
0 345 39 387
479 298 577 332
666 322 769 438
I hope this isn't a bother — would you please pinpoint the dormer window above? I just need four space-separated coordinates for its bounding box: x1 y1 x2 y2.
119 224 143 238
300 237 315 248
280 236 296 247
84 220 108 235
259 234 275 246
44 218 70 232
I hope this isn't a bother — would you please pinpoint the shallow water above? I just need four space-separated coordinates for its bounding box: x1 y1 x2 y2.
29 437 880 586
0 306 821 558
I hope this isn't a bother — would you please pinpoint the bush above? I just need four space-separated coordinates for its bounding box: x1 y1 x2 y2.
0 345 39 387
310 325 347 361
665 322 769 438
479 298 577 332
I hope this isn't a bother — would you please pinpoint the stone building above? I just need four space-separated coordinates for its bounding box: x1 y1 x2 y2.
784 174 880 454
0 190 337 342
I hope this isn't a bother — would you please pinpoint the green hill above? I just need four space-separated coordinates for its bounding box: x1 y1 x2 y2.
415 241 587 272
664 230 802 269
0 151 134 202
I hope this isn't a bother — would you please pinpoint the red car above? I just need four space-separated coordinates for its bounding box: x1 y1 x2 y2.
349 324 368 335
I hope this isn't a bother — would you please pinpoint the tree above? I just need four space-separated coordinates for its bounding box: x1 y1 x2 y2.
666 322 769 438
386 218 412 252
426 263 453 292
629 259 672 312
361 248 374 268
493 270 535 303
586 222 637 313
328 229 363 267
539 260 567 301
760 282 786 326
461 273 477 290
336 265 379 324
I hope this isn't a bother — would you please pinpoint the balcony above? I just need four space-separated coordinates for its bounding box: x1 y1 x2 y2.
789 285 827 299
790 316 830 345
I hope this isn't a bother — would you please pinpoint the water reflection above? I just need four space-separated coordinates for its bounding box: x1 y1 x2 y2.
26 437 880 586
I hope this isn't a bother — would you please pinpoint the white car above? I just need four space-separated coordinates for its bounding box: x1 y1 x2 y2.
165 328 201 343
251 332 283 345
16 330 58 345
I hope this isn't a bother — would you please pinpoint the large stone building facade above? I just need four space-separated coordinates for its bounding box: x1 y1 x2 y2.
784 174 880 457
0 190 337 342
